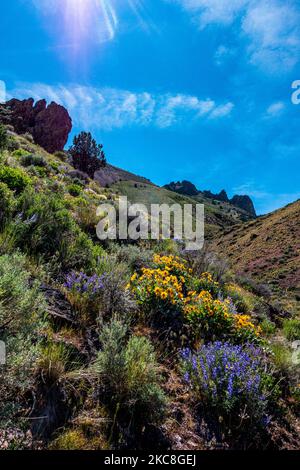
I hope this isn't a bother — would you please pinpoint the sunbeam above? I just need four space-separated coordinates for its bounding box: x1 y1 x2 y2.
32 0 150 51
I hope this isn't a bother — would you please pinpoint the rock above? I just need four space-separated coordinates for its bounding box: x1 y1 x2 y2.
203 189 229 202
164 180 199 196
230 195 256 217
1 98 72 153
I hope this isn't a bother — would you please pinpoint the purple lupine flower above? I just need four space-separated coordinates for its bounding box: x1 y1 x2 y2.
180 341 273 425
64 271 106 296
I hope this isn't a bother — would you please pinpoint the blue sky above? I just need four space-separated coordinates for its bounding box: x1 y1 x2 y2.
1 0 300 214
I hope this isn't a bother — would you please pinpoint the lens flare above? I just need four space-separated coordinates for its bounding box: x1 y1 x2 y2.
33 0 149 51
62 0 118 46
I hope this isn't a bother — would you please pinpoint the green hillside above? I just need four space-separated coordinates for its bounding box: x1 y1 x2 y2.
0 123 299 451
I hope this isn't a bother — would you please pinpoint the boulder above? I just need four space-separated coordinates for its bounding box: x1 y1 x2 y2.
2 98 72 153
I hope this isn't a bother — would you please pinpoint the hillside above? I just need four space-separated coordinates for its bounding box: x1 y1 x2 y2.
211 200 300 312
0 118 300 452
111 180 255 239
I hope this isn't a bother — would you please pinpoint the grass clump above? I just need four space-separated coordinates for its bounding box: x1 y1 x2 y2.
283 319 300 341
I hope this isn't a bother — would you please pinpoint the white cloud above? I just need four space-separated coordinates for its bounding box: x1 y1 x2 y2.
0 81 6 103
172 0 300 71
266 101 285 116
210 102 234 118
7 83 233 130
214 45 235 65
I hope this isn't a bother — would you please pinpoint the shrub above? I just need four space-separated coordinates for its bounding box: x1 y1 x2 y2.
111 244 153 271
20 154 47 168
223 283 253 314
36 342 76 386
92 318 166 438
0 253 46 428
64 262 135 323
129 254 191 319
12 149 31 158
283 319 300 341
64 271 106 324
12 189 97 272
181 341 280 431
129 255 261 343
193 272 219 296
0 166 31 193
260 319 276 337
0 182 14 229
184 290 261 343
270 343 291 371
68 184 82 197
54 151 69 163
0 125 9 152
73 199 98 234
0 252 46 335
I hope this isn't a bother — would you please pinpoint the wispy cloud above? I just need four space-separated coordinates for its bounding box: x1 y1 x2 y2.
7 83 234 130
266 101 285 117
233 181 300 213
172 0 300 72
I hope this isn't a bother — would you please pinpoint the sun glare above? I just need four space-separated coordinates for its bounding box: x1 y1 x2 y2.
62 0 118 46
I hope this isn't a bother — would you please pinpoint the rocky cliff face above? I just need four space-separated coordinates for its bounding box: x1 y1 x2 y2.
164 180 199 196
203 189 229 203
164 180 257 217
1 98 72 153
230 195 256 217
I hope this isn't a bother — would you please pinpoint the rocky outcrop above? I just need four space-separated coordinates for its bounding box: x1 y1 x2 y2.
1 98 72 153
203 189 229 203
164 180 199 196
230 195 256 217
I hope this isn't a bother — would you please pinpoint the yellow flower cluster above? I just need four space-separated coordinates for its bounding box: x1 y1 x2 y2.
129 255 260 338
132 265 185 305
184 290 230 319
234 314 261 336
153 254 191 274
129 254 191 307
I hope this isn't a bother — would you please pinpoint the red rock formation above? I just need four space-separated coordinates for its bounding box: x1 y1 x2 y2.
3 98 72 153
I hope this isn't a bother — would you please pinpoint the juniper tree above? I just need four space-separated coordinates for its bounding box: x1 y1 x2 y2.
69 131 106 178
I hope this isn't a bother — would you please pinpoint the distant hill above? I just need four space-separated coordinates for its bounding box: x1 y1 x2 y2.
164 180 257 217
111 180 256 239
94 163 153 187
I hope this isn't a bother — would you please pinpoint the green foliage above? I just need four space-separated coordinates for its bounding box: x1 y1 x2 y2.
20 154 47 168
92 318 166 430
36 342 75 386
0 252 46 428
69 131 106 178
0 125 9 152
0 252 45 335
0 182 15 229
54 150 68 162
283 318 300 341
181 342 280 435
260 319 276 337
12 148 31 158
271 343 291 371
11 189 97 272
111 244 154 271
67 183 82 197
0 166 32 193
